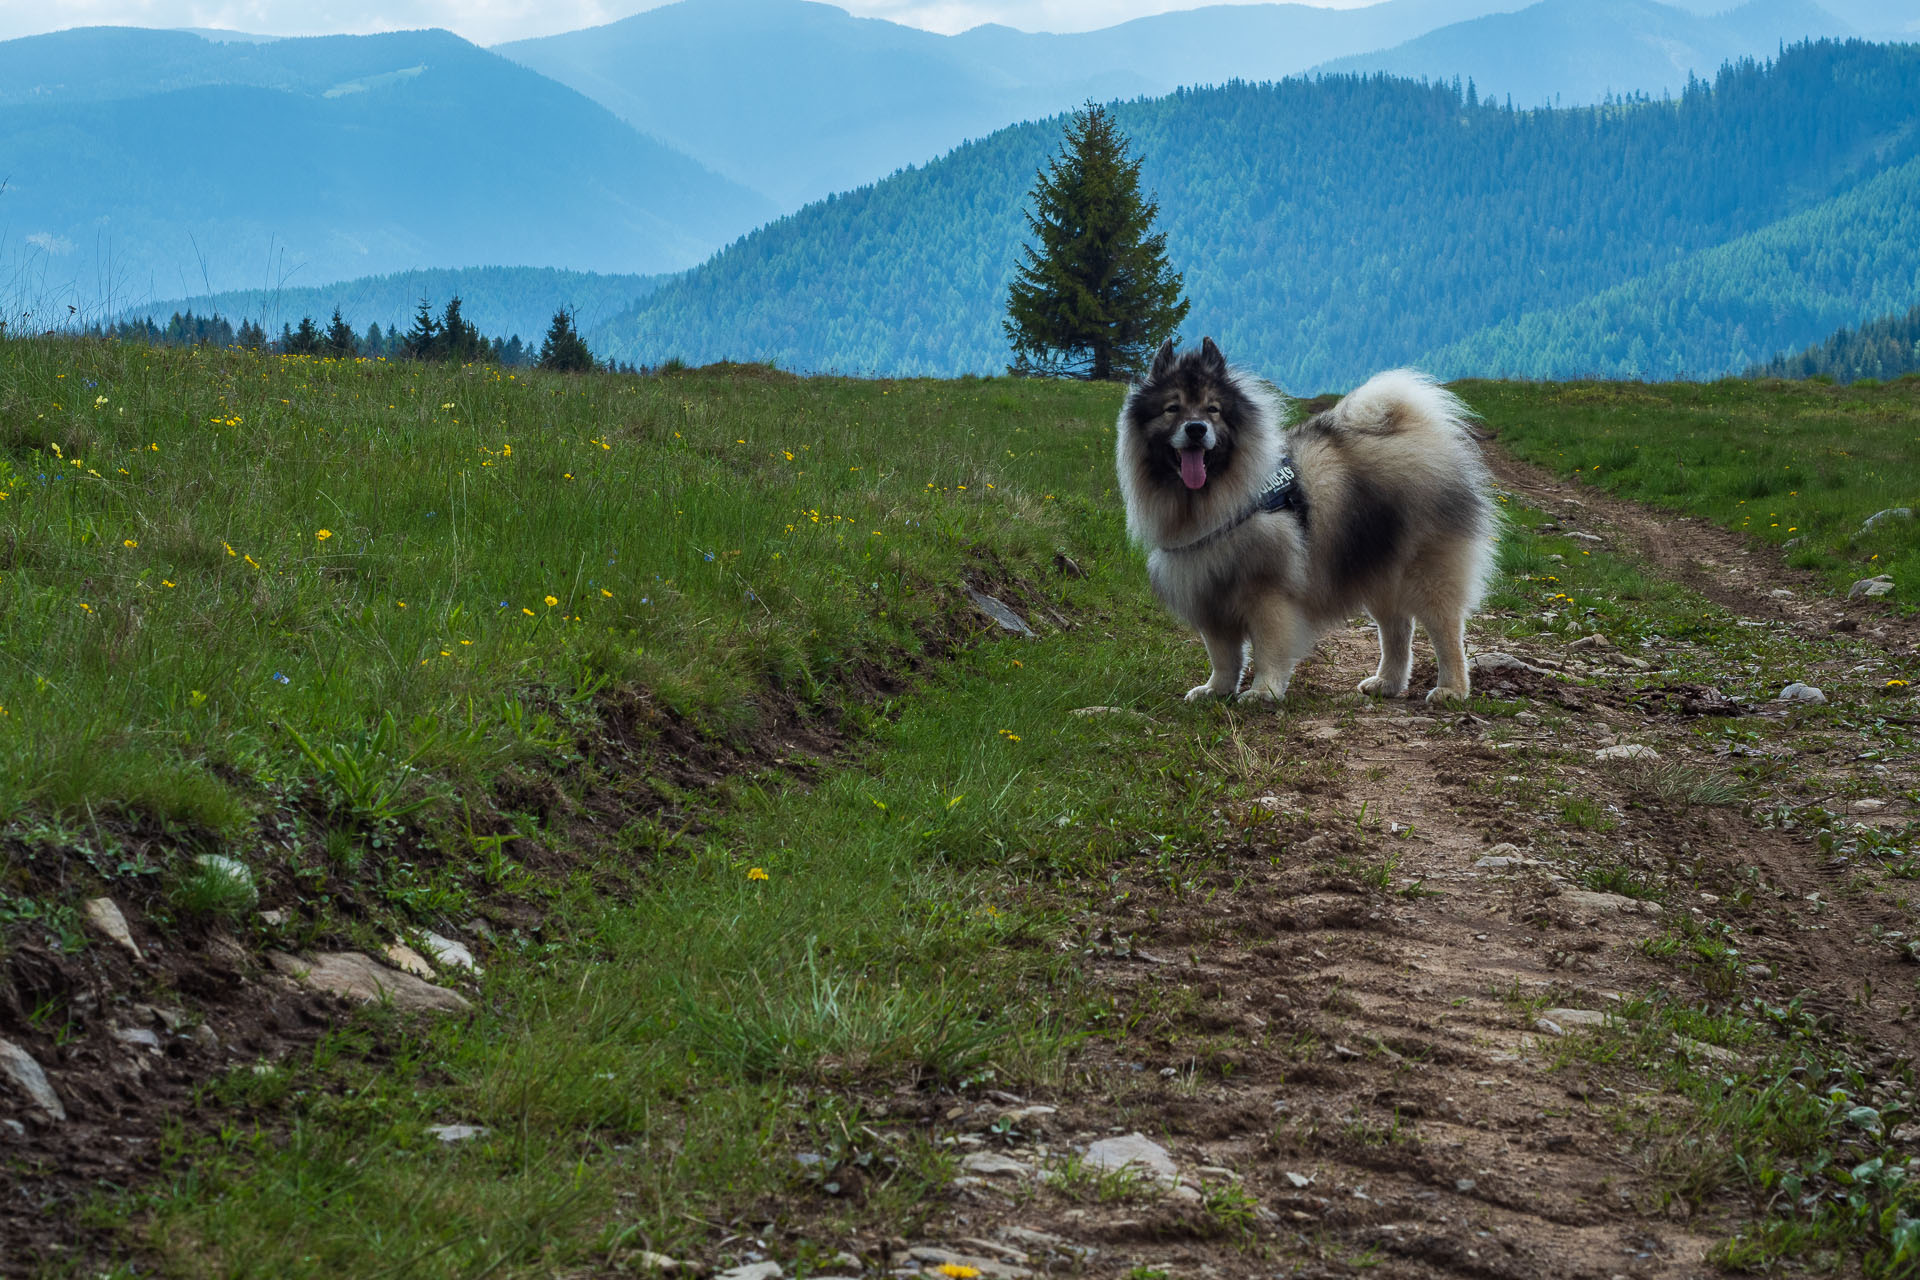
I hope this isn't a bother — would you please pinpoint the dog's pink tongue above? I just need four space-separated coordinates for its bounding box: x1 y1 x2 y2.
1179 449 1208 490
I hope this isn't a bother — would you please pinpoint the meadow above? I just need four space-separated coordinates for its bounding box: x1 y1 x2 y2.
3 341 1917 1276
1464 376 1920 602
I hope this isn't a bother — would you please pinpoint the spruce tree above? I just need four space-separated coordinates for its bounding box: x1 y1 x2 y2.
438 296 484 362
1004 102 1189 381
537 309 596 372
286 315 322 355
402 297 440 360
324 308 358 358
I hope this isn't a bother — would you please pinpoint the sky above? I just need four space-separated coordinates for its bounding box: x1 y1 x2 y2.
0 0 1379 44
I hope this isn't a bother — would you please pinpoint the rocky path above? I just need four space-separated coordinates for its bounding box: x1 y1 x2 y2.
764 456 1920 1280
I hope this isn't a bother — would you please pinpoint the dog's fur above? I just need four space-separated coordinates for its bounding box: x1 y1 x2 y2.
1116 337 1496 705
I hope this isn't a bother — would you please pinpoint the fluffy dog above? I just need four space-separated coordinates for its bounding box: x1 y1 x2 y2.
1116 337 1496 705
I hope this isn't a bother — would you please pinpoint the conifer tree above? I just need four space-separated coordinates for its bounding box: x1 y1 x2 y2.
324 308 357 358
438 296 484 362
1004 102 1189 381
237 318 266 349
537 309 596 372
286 315 322 355
402 297 440 360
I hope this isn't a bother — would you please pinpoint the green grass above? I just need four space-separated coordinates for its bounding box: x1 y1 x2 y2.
7 344 1919 1276
1463 377 1920 604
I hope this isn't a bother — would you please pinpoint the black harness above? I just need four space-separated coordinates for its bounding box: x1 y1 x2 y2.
1162 455 1309 554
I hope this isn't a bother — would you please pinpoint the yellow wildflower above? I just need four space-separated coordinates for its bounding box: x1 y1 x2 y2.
522 607 535 616
600 588 613 598
933 1268 981 1279
123 539 137 549
545 595 559 607
316 529 333 541
162 580 175 588
746 867 770 881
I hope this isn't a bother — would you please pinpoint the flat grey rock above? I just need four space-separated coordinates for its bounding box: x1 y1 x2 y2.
83 898 142 960
1849 576 1896 600
422 931 480 973
1861 508 1912 533
1777 682 1828 704
0 1038 65 1121
1561 889 1660 916
1594 744 1659 761
965 588 1034 637
113 1026 162 1052
716 1263 783 1280
1542 1007 1609 1028
427 1123 488 1142
268 951 471 1014
715 1262 783 1280
384 943 436 978
960 1151 1034 1178
907 1246 1030 1279
1084 1131 1177 1183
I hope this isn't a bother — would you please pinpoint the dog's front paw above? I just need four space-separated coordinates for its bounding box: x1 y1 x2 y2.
1357 675 1407 699
1425 684 1470 706
1185 683 1226 703
1238 679 1288 704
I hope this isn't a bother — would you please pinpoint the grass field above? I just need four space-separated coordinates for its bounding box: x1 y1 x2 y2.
1465 377 1920 604
4 341 1918 1276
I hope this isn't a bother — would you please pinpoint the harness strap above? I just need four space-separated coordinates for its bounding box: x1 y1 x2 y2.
1160 456 1308 554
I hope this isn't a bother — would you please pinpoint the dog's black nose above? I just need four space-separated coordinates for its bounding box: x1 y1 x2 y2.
1182 420 1209 443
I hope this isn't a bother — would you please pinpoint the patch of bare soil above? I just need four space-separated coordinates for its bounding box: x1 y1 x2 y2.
766 456 1920 1279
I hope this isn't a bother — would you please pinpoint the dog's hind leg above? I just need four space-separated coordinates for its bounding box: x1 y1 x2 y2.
1357 612 1413 698
1240 597 1308 703
1186 625 1246 702
1419 608 1471 704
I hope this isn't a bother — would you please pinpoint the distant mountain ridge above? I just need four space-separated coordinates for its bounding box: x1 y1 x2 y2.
497 0 1891 210
494 0 1537 210
582 40 1920 391
1315 0 1856 105
0 27 771 317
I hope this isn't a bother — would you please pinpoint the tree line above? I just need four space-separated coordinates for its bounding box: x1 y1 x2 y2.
98 298 603 371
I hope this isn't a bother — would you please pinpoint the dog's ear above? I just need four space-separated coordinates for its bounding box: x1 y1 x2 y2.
1199 337 1226 373
1149 338 1177 381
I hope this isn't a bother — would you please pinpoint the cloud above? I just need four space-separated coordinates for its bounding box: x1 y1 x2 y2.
7 0 1367 45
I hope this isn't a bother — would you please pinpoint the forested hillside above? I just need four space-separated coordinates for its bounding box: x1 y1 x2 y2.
1427 155 1920 379
126 266 661 354
1751 299 1920 381
0 28 770 315
591 40 1920 389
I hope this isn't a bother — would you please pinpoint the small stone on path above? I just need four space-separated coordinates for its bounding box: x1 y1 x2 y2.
1568 634 1612 651
1470 651 1553 678
1083 1132 1178 1183
1561 889 1661 916
715 1263 783 1280
0 1038 65 1121
1542 1007 1609 1028
426 1123 488 1142
1594 744 1659 761
960 1151 1034 1179
1849 576 1896 600
1777 682 1827 704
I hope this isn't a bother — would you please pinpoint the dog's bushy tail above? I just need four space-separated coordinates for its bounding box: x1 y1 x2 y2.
1326 368 1477 439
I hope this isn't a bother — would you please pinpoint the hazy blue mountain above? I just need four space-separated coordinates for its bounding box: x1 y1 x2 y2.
495 0 1532 209
0 27 772 320
1315 0 1855 105
583 41 1920 391
124 266 663 350
1427 155 1920 380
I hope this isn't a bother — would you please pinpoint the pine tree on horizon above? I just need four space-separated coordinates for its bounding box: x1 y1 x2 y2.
402 297 440 360
537 308 596 372
1003 102 1189 381
323 308 357 358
